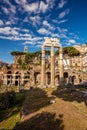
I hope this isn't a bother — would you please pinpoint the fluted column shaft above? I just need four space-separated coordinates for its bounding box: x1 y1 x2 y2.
51 45 55 87
41 46 46 86
59 47 64 86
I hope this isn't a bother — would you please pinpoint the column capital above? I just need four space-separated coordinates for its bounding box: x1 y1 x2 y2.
42 45 45 51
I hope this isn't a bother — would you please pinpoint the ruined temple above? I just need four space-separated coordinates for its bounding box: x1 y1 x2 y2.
0 38 87 88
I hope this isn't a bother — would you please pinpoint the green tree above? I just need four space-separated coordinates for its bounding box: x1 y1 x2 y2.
63 46 80 56
17 58 22 66
55 46 80 56
11 51 25 56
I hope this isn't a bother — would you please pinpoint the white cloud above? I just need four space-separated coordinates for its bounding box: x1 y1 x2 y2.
58 0 67 8
23 17 29 23
15 0 39 13
0 34 32 41
37 28 50 35
0 26 34 42
59 9 70 19
56 27 69 39
2 7 9 14
58 19 68 24
15 0 55 14
60 33 68 38
24 2 39 12
5 21 11 25
0 26 30 36
19 33 31 37
46 0 55 9
10 6 16 14
23 37 43 45
51 33 60 38
0 27 12 35
23 41 32 45
52 19 58 23
2 0 16 14
15 0 27 4
22 29 29 33
42 20 55 31
69 39 76 44
52 19 68 24
23 1 49 14
57 27 68 33
30 16 41 25
43 20 50 27
39 1 48 13
9 17 19 25
0 20 4 26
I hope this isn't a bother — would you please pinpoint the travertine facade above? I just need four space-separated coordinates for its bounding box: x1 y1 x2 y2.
82 51 87 73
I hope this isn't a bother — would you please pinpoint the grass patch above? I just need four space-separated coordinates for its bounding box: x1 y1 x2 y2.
0 90 27 130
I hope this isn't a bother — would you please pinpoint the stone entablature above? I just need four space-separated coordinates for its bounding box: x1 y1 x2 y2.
44 37 61 47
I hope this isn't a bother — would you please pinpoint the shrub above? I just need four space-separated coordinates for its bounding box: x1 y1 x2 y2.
0 91 16 110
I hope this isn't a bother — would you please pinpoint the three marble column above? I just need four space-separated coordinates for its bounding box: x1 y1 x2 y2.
41 44 63 87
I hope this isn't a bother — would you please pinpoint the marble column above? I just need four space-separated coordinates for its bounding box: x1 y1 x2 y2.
59 46 64 86
51 44 55 88
41 46 46 87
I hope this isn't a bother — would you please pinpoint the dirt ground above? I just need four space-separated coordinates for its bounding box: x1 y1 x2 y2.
14 87 87 130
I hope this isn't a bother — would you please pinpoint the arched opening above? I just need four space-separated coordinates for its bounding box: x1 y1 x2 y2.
64 72 68 84
71 75 76 85
7 71 12 86
15 72 21 86
24 71 30 86
64 72 68 78
24 71 30 79
34 72 40 84
15 72 21 79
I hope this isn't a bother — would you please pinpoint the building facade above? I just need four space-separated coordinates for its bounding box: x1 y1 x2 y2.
0 43 87 88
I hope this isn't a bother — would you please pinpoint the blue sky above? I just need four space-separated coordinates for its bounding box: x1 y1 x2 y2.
0 0 87 63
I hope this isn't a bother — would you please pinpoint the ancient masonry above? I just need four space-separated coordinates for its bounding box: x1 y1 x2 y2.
0 38 87 88
41 38 64 87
